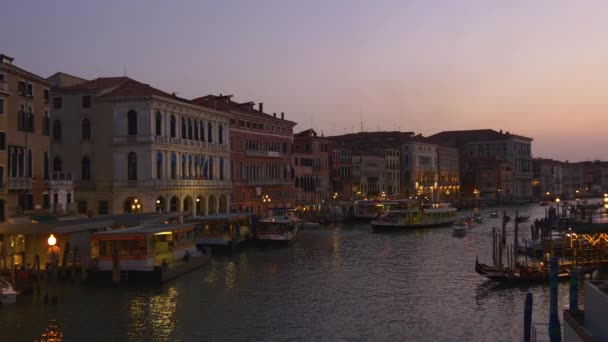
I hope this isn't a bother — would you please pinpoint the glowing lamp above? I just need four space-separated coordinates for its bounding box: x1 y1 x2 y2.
196 198 200 202
48 234 57 246
156 199 161 204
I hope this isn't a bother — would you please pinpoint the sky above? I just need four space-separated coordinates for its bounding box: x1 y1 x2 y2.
2 0 608 162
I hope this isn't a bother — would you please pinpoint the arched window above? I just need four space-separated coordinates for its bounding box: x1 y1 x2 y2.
187 118 193 140
207 123 213 143
82 119 91 140
127 110 137 135
26 107 34 132
181 117 186 139
156 152 163 179
200 120 205 141
208 157 214 180
181 155 186 179
81 156 91 180
219 158 224 180
155 111 162 136
53 157 62 172
52 120 62 140
171 153 177 179
218 125 224 145
128 152 137 180
194 120 199 140
170 115 176 138
43 151 49 180
18 105 25 131
188 155 193 178
43 111 50 136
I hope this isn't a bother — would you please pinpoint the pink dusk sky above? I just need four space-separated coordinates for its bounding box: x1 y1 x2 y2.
2 0 607 162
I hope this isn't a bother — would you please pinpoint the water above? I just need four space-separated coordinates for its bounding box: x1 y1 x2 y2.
0 202 598 341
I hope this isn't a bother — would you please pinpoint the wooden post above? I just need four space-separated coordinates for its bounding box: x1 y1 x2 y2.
61 241 70 280
71 247 78 281
10 254 15 286
34 254 41 298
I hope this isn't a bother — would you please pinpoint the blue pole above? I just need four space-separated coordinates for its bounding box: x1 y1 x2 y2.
524 292 533 342
548 257 561 342
569 270 579 311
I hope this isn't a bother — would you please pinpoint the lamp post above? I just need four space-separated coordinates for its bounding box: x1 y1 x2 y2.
262 194 271 218
556 197 561 216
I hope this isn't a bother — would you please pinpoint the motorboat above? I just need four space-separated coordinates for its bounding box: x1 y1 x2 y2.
0 277 18 305
257 210 302 244
452 221 468 237
489 210 499 218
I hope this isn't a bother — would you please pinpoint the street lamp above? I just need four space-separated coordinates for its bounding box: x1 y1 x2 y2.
48 234 56 247
556 197 561 216
262 195 271 217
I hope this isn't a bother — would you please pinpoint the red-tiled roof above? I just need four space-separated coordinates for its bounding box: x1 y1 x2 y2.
54 77 129 92
192 94 297 125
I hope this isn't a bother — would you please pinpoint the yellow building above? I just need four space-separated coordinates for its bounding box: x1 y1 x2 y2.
0 54 53 221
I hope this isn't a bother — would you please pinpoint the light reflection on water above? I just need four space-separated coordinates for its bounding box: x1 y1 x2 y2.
0 202 604 341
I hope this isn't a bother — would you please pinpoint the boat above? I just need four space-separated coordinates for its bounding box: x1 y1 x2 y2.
188 213 254 253
352 200 383 222
371 203 458 232
489 210 499 218
474 258 570 284
515 213 531 223
539 201 551 206
0 277 18 305
302 221 320 228
257 210 302 244
452 221 468 237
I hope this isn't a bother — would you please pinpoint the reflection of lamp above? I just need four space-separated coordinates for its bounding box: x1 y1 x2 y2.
48 234 56 246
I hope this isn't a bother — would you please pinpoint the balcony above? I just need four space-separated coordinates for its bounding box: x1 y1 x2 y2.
7 177 32 190
113 179 232 190
113 135 228 152
247 179 293 186
0 80 8 95
50 172 73 186
246 150 283 158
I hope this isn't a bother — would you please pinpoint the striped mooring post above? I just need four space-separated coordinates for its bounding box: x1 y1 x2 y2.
548 257 561 342
523 292 533 342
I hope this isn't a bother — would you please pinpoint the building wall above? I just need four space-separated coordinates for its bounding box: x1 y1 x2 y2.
330 147 353 200
437 145 460 201
51 90 231 216
0 56 52 220
359 154 385 197
401 142 438 198
385 148 400 196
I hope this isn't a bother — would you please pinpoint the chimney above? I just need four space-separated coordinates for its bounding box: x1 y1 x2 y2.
281 112 284 120
500 129 503 134
273 113 276 118
258 102 263 113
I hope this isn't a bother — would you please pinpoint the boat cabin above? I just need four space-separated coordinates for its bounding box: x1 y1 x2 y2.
90 223 197 271
187 213 253 249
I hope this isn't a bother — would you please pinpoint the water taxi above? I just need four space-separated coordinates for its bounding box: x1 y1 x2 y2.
188 213 253 253
0 277 18 305
371 203 458 231
256 209 302 244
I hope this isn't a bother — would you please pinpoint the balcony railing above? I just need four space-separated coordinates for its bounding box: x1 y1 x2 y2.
113 179 232 190
245 150 283 157
7 177 32 190
247 179 292 186
50 172 73 186
0 80 8 94
113 135 228 151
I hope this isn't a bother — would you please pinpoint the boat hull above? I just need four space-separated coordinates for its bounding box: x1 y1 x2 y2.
371 221 456 232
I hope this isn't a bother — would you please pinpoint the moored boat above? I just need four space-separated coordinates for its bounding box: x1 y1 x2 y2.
257 210 302 245
188 213 254 253
0 277 18 305
452 221 468 237
371 203 457 232
489 210 499 218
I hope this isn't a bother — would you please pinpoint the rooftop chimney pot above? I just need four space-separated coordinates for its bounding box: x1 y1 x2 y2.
281 112 284 120
273 113 276 118
259 102 264 113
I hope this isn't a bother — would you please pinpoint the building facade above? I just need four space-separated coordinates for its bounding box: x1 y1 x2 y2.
0 54 58 221
436 145 460 202
330 145 354 200
51 77 231 216
193 96 295 216
355 151 386 198
293 129 330 206
401 141 438 199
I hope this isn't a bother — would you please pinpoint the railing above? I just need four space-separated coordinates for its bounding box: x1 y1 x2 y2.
247 179 292 186
53 202 75 214
246 150 283 157
127 180 138 188
113 179 231 189
50 172 73 186
0 80 8 93
114 135 227 151
7 177 32 190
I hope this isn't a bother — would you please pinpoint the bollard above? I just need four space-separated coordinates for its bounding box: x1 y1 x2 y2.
548 257 561 342
524 292 533 342
569 270 579 311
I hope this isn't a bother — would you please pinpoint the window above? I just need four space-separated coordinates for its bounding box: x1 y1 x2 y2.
82 119 91 140
52 120 62 140
43 151 49 180
194 120 199 140
127 110 137 135
44 89 49 102
42 111 49 136
53 97 62 109
207 123 212 143
181 117 186 139
170 115 176 138
171 153 177 179
53 157 62 172
82 95 91 108
128 152 137 180
77 200 88 214
200 120 204 141
0 132 4 150
188 118 193 140
98 201 109 215
218 125 224 144
156 152 163 179
18 81 25 95
81 157 91 180
155 111 162 136
27 149 32 177
26 107 34 132
27 84 33 97
0 99 4 115
220 158 224 180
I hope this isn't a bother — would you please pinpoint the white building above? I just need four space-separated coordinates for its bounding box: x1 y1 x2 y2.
401 140 438 199
50 76 231 216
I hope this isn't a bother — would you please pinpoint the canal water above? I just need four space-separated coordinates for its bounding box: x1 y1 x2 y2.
0 202 598 341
